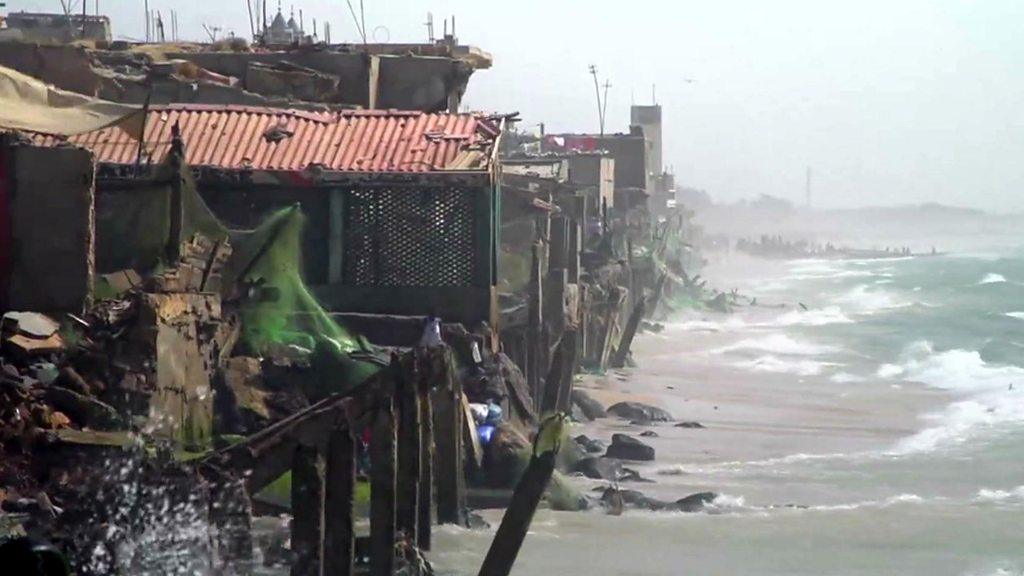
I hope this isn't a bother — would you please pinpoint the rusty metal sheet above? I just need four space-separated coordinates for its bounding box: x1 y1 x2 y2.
34 104 499 175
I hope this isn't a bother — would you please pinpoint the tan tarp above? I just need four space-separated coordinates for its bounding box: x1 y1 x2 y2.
0 64 144 137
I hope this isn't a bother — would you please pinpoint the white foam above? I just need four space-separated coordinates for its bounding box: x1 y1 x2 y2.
979 273 1007 284
733 354 838 377
1006 312 1024 321
884 341 1024 454
769 306 854 327
974 486 1024 504
830 372 867 384
707 493 747 510
715 333 840 356
832 283 908 314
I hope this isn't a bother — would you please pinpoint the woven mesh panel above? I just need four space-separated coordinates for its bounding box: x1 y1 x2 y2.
343 187 477 287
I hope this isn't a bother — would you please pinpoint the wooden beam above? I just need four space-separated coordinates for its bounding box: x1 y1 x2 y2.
395 357 421 544
527 242 543 412
433 355 466 525
324 428 356 576
416 355 435 550
611 295 646 369
291 445 325 576
370 400 397 576
541 328 578 414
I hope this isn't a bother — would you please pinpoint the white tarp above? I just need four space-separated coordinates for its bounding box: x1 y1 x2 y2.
0 63 144 137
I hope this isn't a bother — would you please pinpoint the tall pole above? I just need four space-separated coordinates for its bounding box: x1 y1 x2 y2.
144 0 149 42
590 65 604 138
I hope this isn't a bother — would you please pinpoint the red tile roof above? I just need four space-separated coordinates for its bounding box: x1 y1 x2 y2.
36 104 500 174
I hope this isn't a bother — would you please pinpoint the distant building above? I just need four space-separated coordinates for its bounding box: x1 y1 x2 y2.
263 9 305 45
1 12 112 44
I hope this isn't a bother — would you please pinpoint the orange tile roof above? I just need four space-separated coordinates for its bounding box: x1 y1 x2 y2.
36 104 500 174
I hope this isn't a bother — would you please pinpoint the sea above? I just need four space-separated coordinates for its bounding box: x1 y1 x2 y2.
429 241 1024 575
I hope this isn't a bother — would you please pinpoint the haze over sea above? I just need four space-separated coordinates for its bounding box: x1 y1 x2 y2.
430 238 1024 576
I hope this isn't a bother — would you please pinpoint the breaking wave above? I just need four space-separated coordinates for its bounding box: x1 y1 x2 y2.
733 355 838 377
881 341 1024 454
1005 312 1024 321
715 333 840 356
770 306 854 327
979 273 1007 284
832 284 908 314
974 486 1024 504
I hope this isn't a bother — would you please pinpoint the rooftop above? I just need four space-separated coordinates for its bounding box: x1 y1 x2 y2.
35 104 502 175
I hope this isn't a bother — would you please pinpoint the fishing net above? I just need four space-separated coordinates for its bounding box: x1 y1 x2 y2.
97 152 380 393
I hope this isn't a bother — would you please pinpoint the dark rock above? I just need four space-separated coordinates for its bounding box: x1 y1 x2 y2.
573 434 606 454
571 389 608 420
605 433 655 461
674 492 718 512
44 386 122 430
675 421 705 429
466 510 491 530
573 457 623 481
597 487 670 511
608 401 673 423
639 430 659 438
619 467 655 483
570 403 587 423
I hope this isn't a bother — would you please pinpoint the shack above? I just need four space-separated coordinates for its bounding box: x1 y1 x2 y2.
36 104 504 333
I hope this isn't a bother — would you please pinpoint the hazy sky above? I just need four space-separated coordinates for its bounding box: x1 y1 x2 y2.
11 0 1024 210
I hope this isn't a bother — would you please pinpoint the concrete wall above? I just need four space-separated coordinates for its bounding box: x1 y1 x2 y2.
0 42 100 96
5 143 95 313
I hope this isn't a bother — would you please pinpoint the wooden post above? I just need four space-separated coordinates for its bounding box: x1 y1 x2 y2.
611 295 647 369
324 427 356 576
541 329 578 414
417 357 435 550
477 416 563 576
548 215 569 271
433 354 466 525
395 360 421 544
370 400 397 576
291 445 325 576
647 272 669 321
544 268 568 341
527 242 543 412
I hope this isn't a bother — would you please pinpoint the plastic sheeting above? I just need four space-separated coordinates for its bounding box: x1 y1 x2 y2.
0 64 144 137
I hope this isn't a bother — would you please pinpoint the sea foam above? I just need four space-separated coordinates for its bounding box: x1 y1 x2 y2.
715 333 840 356
979 273 1007 285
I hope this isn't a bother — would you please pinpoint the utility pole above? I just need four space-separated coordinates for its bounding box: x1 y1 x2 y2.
589 65 606 138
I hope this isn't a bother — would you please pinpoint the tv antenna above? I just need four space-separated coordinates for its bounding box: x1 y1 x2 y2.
345 0 367 44
425 12 435 42
202 23 221 42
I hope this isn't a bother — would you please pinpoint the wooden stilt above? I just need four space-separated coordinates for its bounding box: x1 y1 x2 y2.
433 353 466 525
395 360 421 544
611 295 647 368
291 445 325 576
417 359 435 550
324 427 355 576
370 400 397 576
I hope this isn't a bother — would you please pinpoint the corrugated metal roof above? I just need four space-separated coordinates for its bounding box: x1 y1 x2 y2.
35 104 500 174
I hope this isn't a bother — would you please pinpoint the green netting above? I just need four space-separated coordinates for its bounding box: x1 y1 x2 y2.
99 152 380 394
228 206 355 355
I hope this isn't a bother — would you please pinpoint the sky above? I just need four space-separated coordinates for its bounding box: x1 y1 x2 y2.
9 0 1024 211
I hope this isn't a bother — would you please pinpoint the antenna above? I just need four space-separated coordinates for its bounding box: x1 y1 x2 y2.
202 23 221 42
144 0 149 42
425 12 434 42
346 0 366 44
324 21 330 43
652 83 656 104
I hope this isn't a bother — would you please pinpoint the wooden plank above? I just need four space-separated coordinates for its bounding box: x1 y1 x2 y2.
395 360 421 544
611 295 647 369
541 329 578 414
370 400 397 576
417 362 435 550
527 241 543 412
291 445 325 576
433 356 467 525
324 428 355 576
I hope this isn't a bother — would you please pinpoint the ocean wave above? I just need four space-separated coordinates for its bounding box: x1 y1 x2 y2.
832 284 908 314
830 372 867 383
714 333 840 356
770 306 854 327
1006 312 1024 321
974 486 1024 504
733 355 839 376
979 273 1007 284
883 341 1024 454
